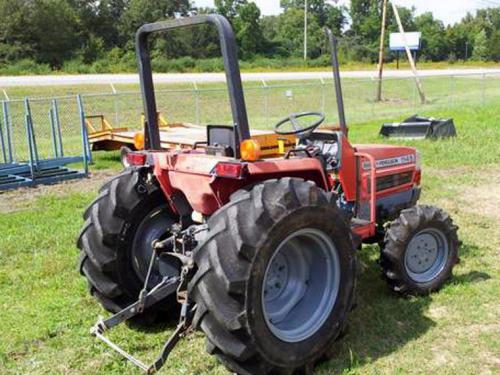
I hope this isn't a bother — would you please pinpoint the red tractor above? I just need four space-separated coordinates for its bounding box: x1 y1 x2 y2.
78 15 459 374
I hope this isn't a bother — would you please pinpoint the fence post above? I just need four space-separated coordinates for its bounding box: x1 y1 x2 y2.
320 77 326 114
52 99 64 157
2 101 14 163
193 82 200 124
371 78 376 119
111 83 120 127
262 79 269 128
48 108 59 158
77 94 92 170
448 76 455 108
481 73 486 106
412 77 417 113
24 99 39 179
0 104 7 163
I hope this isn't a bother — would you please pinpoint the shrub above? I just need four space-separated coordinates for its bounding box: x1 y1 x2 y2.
0 59 51 75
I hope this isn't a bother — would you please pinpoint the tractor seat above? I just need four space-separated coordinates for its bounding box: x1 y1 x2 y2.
206 125 235 157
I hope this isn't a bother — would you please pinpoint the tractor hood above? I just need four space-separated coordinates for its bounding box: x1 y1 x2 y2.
354 144 417 170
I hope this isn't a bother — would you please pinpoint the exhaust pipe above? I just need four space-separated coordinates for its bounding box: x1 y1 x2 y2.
325 28 348 137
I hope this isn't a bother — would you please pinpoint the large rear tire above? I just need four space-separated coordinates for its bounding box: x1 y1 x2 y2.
188 178 356 374
380 205 459 296
77 167 179 317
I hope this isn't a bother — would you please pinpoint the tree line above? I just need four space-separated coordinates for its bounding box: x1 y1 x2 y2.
0 0 499 72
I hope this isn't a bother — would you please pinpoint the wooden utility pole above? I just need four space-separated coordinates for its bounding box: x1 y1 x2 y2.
376 0 388 102
391 1 426 104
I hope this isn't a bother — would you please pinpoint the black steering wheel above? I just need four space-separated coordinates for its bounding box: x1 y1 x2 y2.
274 111 325 138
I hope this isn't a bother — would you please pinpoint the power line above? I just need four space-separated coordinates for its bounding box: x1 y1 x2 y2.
476 0 500 7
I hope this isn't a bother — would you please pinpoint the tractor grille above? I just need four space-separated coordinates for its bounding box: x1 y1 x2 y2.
374 171 413 192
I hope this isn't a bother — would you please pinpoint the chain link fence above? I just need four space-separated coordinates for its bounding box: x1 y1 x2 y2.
82 72 500 132
0 96 87 164
2 72 499 164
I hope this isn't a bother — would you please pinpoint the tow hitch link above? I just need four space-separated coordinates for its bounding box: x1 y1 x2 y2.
90 227 202 373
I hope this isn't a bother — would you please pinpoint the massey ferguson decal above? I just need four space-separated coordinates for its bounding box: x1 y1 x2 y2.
363 154 415 170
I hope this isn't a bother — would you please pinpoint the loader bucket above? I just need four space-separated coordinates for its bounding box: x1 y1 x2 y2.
380 115 457 139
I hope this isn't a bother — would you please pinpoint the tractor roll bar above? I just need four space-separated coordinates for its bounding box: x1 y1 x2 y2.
136 15 250 154
325 28 348 137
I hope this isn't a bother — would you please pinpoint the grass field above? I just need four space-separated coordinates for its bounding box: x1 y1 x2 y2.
0 100 499 374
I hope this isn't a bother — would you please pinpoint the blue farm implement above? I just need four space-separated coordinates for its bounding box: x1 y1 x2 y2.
0 96 90 191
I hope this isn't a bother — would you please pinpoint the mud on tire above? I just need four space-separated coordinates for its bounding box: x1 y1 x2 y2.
188 178 356 374
77 167 179 316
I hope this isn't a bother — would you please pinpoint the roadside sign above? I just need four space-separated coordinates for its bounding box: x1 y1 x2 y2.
389 32 421 51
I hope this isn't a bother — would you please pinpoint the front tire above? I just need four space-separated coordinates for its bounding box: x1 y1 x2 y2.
188 178 356 374
380 205 459 296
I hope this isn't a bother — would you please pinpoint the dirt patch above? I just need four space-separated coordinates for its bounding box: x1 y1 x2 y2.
463 184 500 220
0 169 118 213
429 166 500 220
428 306 449 320
431 347 456 367
460 170 500 221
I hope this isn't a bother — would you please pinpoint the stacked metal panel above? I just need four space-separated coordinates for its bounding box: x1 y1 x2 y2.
0 96 90 191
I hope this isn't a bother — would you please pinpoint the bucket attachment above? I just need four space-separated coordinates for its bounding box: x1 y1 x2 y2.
380 115 457 139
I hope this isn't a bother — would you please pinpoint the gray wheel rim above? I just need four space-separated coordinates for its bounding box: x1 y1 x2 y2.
404 227 449 283
132 208 174 286
262 228 340 343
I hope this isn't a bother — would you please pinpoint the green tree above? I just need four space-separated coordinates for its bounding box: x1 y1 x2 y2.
276 7 323 58
20 0 80 67
233 2 264 58
414 12 447 61
261 15 286 56
445 11 477 60
120 0 191 45
348 0 383 60
0 0 32 62
472 29 488 61
489 29 500 61
349 0 415 61
215 0 246 20
325 5 347 36
281 0 346 31
445 23 470 60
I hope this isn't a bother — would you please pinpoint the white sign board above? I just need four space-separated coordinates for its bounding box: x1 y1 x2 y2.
390 32 421 51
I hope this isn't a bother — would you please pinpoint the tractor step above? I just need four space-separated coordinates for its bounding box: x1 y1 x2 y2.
351 218 371 228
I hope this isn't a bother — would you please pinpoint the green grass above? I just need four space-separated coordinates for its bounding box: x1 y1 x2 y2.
0 98 499 373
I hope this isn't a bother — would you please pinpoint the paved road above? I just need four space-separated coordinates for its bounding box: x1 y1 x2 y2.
1 68 499 87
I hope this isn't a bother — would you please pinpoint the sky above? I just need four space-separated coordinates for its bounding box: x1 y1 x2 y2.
193 0 495 26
